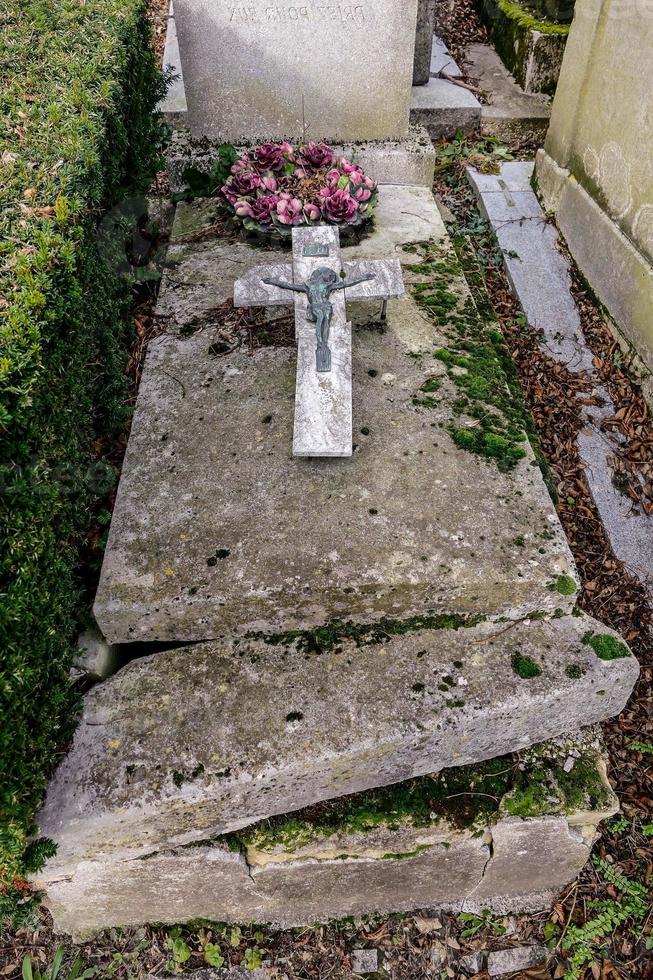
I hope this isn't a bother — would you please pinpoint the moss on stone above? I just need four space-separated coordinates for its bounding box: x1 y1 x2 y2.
503 754 611 817
409 242 529 473
582 632 630 662
497 0 570 34
565 663 584 679
476 0 568 95
226 742 611 857
548 574 577 596
511 651 542 679
233 755 516 853
250 612 484 655
445 230 559 503
380 844 434 861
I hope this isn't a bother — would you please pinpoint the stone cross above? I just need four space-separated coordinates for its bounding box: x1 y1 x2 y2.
234 226 404 457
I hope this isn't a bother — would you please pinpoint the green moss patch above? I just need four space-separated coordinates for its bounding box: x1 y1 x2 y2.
409 242 529 473
503 754 611 818
227 741 611 857
496 0 570 34
250 613 484 655
548 574 578 596
511 651 542 679
583 632 631 662
233 756 516 853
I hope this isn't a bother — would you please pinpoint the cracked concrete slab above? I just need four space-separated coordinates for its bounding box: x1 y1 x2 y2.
431 37 463 78
37 614 636 875
36 747 616 935
467 161 594 373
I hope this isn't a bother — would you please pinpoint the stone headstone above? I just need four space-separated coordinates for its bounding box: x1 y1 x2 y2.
173 0 419 141
413 0 436 85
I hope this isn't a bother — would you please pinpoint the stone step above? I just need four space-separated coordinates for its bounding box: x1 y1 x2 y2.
94 186 580 645
36 732 618 934
410 78 481 139
410 34 480 138
37 614 637 878
464 43 552 142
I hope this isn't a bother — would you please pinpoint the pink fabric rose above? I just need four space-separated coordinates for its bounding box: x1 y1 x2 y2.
319 187 358 223
276 193 305 225
252 142 290 172
250 194 280 223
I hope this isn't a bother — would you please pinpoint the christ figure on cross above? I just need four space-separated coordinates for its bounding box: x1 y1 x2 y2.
262 266 375 372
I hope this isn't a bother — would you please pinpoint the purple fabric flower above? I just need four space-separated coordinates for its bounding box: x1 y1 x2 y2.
251 194 280 223
276 193 305 225
252 142 290 172
231 155 252 173
351 184 373 203
222 168 261 204
299 142 334 171
319 187 359 224
303 202 321 221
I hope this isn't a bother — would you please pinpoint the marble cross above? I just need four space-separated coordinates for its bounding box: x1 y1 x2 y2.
234 226 404 458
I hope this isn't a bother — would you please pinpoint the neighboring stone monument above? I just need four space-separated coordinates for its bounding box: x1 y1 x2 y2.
536 0 653 396
234 225 404 456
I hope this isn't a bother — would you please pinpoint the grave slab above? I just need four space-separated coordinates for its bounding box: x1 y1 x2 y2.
36 737 617 934
37 614 636 873
468 162 653 598
95 190 579 643
467 161 594 372
173 0 419 142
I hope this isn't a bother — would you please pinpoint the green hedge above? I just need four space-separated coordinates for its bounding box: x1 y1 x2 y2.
0 0 164 903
